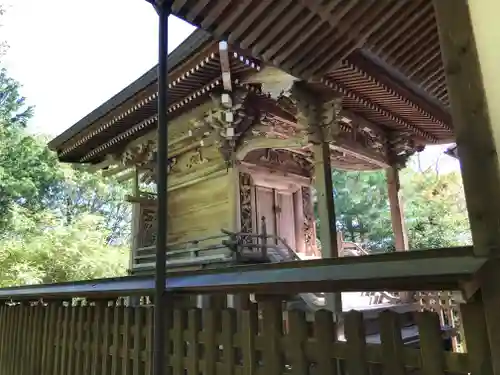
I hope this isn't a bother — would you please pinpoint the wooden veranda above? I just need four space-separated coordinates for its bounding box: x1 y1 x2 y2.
2 0 500 374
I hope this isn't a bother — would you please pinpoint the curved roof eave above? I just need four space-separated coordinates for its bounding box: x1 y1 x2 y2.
48 28 211 151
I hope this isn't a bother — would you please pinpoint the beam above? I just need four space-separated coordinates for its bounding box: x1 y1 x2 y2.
0 246 484 300
433 1 500 373
386 167 409 251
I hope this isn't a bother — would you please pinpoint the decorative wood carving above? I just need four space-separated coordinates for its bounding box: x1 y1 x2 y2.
244 148 312 177
239 172 254 244
387 133 425 169
204 88 258 168
301 186 316 256
121 140 157 168
289 81 342 144
138 205 157 248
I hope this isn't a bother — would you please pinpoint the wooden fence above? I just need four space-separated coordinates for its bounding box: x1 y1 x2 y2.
0 298 471 375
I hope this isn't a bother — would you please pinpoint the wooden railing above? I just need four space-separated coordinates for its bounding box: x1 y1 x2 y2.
0 246 489 374
0 298 471 375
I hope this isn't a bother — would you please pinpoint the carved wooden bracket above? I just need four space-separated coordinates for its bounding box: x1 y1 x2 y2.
290 81 342 144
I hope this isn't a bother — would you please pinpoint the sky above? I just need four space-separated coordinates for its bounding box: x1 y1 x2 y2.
1 0 460 173
1 0 196 136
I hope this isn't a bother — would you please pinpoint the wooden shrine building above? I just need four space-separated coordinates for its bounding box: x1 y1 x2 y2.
1 1 500 374
47 27 448 270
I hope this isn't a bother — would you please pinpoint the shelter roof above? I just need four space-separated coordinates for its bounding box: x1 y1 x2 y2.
49 1 454 167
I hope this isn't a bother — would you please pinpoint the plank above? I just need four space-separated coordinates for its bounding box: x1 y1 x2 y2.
287 310 309 375
379 310 406 375
203 307 220 375
416 311 446 375
460 300 493 375
240 303 258 375
132 306 144 375
344 310 369 375
111 303 122 375
260 298 283 375
222 308 237 375
172 308 187 375
187 308 201 375
314 309 338 375
101 303 112 375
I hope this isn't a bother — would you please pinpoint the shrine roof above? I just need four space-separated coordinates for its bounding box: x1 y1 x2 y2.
49 1 455 167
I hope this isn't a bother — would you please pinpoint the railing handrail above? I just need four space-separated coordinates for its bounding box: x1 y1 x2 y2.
0 246 481 300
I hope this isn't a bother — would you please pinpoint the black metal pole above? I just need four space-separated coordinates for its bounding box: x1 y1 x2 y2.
154 1 170 375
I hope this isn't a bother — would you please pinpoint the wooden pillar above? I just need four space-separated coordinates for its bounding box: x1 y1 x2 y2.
434 1 500 372
386 166 409 251
313 143 338 259
130 167 140 273
292 81 342 316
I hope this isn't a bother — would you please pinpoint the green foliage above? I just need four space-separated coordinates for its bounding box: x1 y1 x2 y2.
401 168 471 249
0 44 129 286
322 165 471 253
0 211 128 286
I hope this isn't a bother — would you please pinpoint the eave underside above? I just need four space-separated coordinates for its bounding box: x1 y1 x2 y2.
50 0 455 171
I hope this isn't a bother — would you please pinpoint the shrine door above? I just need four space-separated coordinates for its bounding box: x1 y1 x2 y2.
255 185 297 250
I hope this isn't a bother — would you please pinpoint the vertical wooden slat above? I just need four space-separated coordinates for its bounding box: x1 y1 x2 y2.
53 303 65 375
261 298 284 375
241 303 258 375
416 311 446 375
0 303 5 367
91 302 104 375
23 304 32 374
0 303 6 359
75 303 85 375
172 308 187 375
203 307 220 375
187 309 201 375
314 310 337 375
19 303 30 375
41 303 54 375
123 306 133 375
67 303 78 375
145 306 153 375
133 306 143 375
5 304 16 375
222 308 237 375
9 304 18 375
164 303 174 375
32 304 46 373
111 303 122 375
83 304 93 375
379 310 406 375
344 310 369 375
101 303 112 375
288 310 309 375
1 304 12 374
460 300 493 375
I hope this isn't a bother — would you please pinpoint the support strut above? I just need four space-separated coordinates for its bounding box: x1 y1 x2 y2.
154 1 170 375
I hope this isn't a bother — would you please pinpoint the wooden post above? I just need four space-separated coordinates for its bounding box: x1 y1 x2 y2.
386 166 409 251
128 168 141 306
292 81 342 316
313 142 338 260
433 0 500 372
130 167 140 272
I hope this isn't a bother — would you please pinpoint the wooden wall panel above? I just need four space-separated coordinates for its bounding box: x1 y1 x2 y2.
167 171 232 246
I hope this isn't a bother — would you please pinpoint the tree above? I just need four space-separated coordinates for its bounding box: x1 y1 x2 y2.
0 12 130 284
0 210 128 286
321 161 471 253
401 167 471 249
46 165 132 244
0 69 64 233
